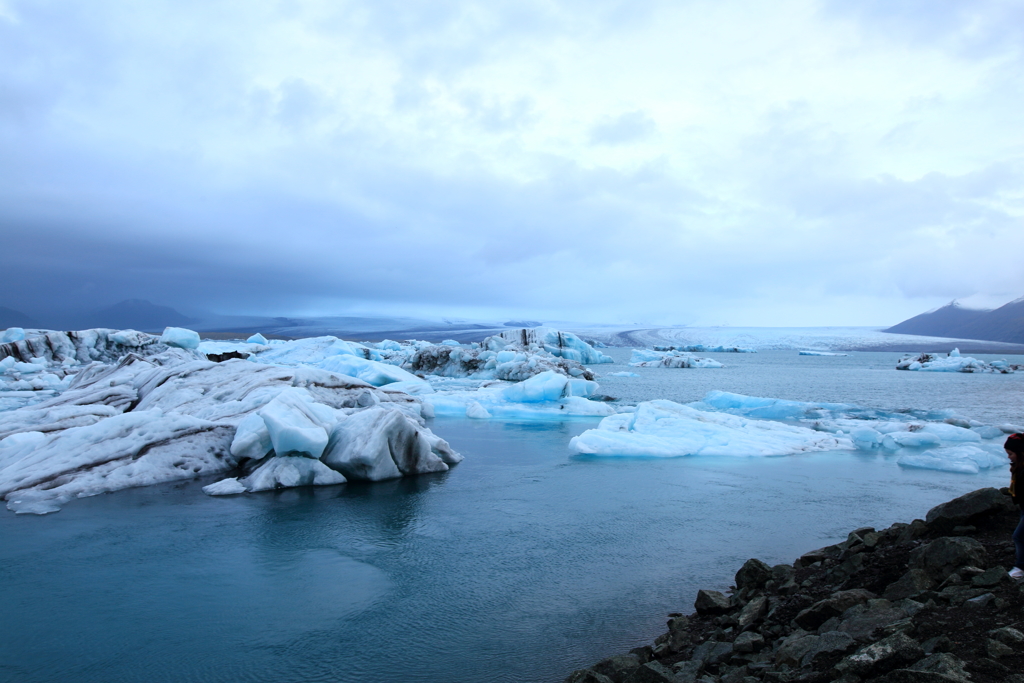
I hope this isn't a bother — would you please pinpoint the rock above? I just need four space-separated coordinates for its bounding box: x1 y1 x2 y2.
834 632 924 677
937 585 987 606
909 537 987 581
772 564 795 583
736 596 768 631
989 625 1024 645
971 566 1008 587
591 655 641 683
792 589 875 630
672 660 701 683
797 544 843 567
628 646 653 664
876 671 967 683
964 592 995 608
921 636 951 654
883 569 936 601
907 653 971 683
834 600 911 642
732 631 764 654
690 640 732 666
623 661 677 683
986 638 1014 658
775 630 856 667
565 669 615 683
735 558 772 590
925 487 1015 532
695 589 732 615
897 520 929 544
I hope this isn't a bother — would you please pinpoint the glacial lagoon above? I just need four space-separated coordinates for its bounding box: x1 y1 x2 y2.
2 349 1022 683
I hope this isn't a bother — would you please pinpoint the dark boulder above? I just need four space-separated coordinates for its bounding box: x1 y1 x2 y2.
735 558 772 590
925 487 1015 532
909 537 987 581
694 589 731 615
792 589 875 630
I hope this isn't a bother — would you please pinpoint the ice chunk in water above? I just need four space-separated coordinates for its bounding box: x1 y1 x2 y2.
897 445 1006 474
569 400 850 457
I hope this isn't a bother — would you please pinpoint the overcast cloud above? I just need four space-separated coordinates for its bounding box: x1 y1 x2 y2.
1 0 1022 326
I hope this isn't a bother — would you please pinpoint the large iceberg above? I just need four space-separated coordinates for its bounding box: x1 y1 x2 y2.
357 328 609 382
0 329 461 514
896 348 1020 373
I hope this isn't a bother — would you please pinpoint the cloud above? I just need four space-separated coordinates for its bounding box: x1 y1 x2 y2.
589 110 657 145
1 0 1022 328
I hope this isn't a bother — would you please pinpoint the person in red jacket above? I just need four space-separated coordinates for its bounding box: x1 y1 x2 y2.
1006 433 1024 580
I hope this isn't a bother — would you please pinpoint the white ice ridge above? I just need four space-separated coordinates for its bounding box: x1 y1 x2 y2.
0 329 462 514
799 350 847 357
629 349 723 368
653 344 755 354
896 348 1020 373
569 390 1017 471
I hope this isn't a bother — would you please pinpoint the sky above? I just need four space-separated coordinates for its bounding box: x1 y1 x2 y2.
2 0 1023 327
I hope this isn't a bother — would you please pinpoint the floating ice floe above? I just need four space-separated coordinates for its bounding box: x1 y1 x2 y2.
629 349 723 369
569 399 849 457
606 371 639 377
423 370 616 420
0 329 462 514
569 390 1016 472
896 348 1020 373
799 350 847 357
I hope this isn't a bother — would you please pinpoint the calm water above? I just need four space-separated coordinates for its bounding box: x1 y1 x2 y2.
2 350 1022 683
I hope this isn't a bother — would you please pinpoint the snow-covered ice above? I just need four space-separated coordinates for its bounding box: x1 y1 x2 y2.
629 349 723 369
896 348 1020 373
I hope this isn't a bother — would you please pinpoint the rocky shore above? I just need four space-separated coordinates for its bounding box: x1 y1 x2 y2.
564 488 1024 683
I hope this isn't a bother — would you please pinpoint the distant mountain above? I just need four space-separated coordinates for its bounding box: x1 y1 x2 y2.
886 297 1024 344
0 306 38 329
77 300 194 333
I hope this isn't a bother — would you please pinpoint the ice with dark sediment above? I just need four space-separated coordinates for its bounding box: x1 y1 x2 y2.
0 328 461 514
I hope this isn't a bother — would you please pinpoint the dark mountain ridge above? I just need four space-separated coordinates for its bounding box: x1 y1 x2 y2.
886 298 1024 345
0 306 38 329
76 300 195 333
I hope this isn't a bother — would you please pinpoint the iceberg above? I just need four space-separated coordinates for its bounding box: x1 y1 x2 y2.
569 390 1013 468
896 348 1020 373
160 327 201 350
569 400 849 457
799 350 847 357
629 349 723 369
0 329 462 514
